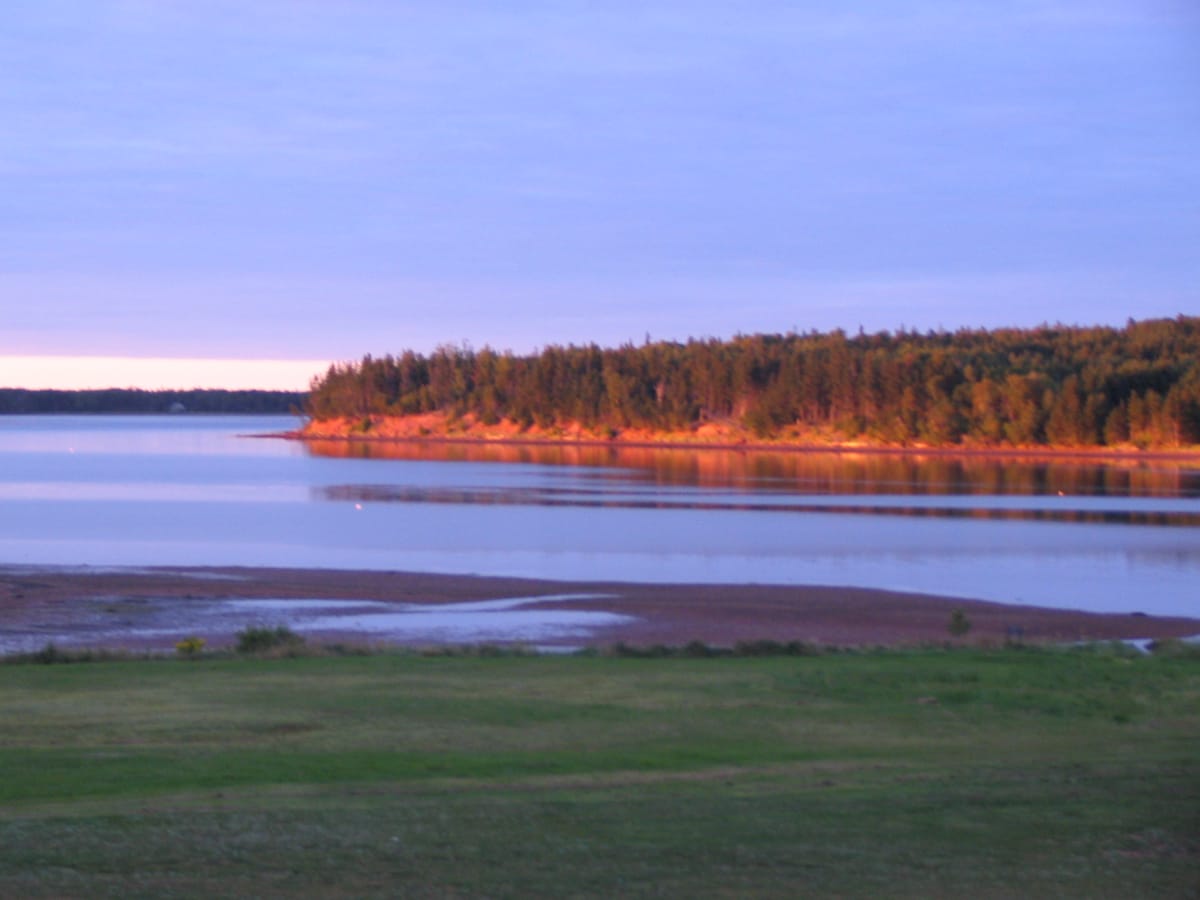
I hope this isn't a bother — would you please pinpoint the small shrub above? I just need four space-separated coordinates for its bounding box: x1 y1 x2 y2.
175 635 206 657
32 642 65 665
235 625 305 655
948 608 972 638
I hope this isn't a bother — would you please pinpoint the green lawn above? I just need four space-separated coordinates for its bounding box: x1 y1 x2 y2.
1 648 1197 897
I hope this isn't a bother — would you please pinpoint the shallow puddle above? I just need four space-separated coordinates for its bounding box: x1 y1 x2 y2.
0 593 631 653
224 598 390 612
224 593 629 644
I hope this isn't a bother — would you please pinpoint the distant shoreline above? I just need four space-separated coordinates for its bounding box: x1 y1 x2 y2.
287 416 1200 462
0 387 304 416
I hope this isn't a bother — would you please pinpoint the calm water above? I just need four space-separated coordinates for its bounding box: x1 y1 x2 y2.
1 415 1198 616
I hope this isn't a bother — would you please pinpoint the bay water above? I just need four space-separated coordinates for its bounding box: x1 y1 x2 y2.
1 414 1197 616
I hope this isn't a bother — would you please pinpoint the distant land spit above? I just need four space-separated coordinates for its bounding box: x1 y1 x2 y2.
303 318 1200 452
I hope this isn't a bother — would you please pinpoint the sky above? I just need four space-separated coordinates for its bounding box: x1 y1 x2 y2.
2 1 1198 389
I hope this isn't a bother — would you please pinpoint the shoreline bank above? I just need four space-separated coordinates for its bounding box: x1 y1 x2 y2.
288 417 1200 462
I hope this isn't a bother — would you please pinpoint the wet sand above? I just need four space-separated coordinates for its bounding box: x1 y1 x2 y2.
2 565 1197 653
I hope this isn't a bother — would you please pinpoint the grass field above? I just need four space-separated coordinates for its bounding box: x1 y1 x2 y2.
1 647 1197 897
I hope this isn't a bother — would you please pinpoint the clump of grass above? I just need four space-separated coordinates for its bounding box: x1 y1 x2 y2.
415 643 537 658
681 639 722 658
1 643 150 665
734 639 824 657
1066 640 1144 659
603 639 829 658
235 625 306 655
1149 638 1200 660
606 642 676 658
317 641 379 657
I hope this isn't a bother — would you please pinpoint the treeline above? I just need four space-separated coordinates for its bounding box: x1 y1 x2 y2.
307 317 1200 447
0 389 305 415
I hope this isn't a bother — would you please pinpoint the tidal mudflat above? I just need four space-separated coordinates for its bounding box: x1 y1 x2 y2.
3 565 1197 655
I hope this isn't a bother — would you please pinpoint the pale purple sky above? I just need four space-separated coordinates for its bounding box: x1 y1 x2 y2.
2 1 1198 387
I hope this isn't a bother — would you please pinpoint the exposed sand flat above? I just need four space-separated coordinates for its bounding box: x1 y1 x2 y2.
2 565 1196 653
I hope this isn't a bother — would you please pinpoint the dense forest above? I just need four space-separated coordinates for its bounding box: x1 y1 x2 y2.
306 317 1200 448
0 389 305 415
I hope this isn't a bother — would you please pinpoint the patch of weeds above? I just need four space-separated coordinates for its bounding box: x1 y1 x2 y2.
682 640 720 658
415 643 536 658
1068 641 1144 659
606 642 675 658
1149 639 1200 660
734 639 788 657
235 625 306 655
318 642 378 657
602 639 828 659
1 644 149 665
734 639 825 657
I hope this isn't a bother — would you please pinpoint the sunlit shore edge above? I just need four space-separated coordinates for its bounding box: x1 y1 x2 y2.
287 415 1200 462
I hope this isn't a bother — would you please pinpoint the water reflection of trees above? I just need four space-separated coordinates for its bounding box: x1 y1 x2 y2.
302 440 1200 498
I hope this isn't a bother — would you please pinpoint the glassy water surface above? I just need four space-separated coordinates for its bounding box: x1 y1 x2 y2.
1 415 1198 616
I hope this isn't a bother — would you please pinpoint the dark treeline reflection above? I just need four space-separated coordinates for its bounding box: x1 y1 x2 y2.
303 439 1200 499
317 483 1200 527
